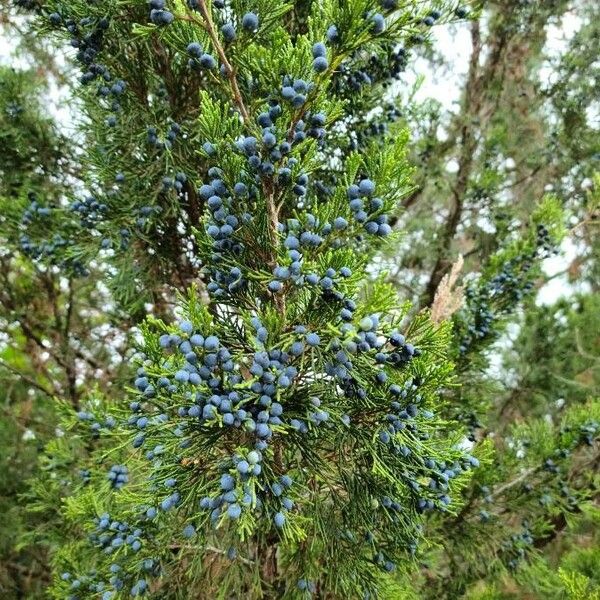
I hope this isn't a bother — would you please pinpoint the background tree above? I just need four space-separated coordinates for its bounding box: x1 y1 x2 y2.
0 8 137 593
373 0 600 597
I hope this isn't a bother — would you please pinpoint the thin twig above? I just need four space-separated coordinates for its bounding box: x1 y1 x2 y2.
487 465 539 501
0 359 55 398
186 3 250 123
169 543 254 565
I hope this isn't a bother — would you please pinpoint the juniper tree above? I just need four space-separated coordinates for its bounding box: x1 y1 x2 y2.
405 0 600 450
1 0 598 599
0 62 78 593
6 1 493 598
424 180 600 600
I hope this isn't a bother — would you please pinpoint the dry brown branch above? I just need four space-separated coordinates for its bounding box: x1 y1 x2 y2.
430 254 465 324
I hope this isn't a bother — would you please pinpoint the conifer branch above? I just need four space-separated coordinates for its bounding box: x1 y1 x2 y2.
487 465 539 501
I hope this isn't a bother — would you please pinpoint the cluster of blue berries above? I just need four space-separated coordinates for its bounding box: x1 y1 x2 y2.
146 121 182 150
149 0 174 26
60 570 114 599
265 207 385 297
236 103 318 175
21 195 52 224
90 513 144 554
471 420 600 557
70 195 108 229
184 7 258 35
61 555 158 599
96 78 126 106
364 45 409 91
268 216 333 292
18 195 66 263
199 173 247 295
186 41 217 71
77 408 116 438
335 60 374 93
417 455 480 513
346 179 392 237
331 4 460 100
281 76 313 109
156 482 182 513
305 396 330 429
312 41 329 73
200 150 355 300
45 9 136 138
162 171 188 193
107 464 128 489
128 319 320 537
364 523 420 575
351 104 403 153
18 230 88 276
129 319 303 450
503 523 534 571
326 319 417 389
195 117 391 302
17 192 72 266
421 9 442 28
458 224 556 354
118 305 447 545
334 39 409 96
196 456 294 528
106 303 480 587
149 2 259 33
47 11 109 77
380 378 426 442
